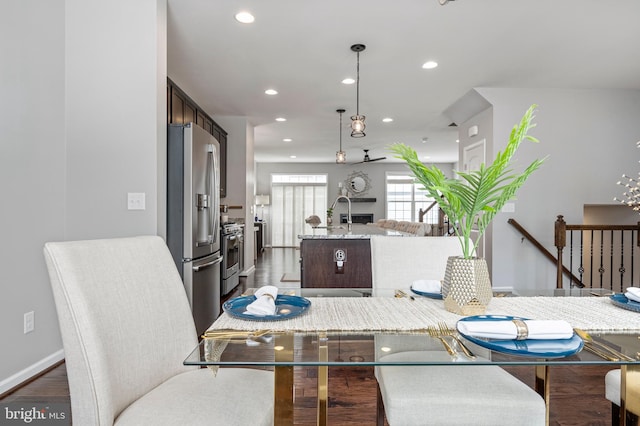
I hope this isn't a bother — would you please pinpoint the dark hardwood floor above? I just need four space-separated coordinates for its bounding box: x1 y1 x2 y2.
1 248 615 425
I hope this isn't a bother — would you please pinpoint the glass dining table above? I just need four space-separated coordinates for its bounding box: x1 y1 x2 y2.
184 287 640 426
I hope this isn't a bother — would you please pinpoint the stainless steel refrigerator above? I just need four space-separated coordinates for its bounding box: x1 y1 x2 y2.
167 123 222 335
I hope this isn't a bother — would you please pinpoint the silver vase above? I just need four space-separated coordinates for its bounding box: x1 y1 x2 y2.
441 256 492 315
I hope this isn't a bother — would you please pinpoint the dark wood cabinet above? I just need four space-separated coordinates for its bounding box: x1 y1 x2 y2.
167 78 227 198
255 222 265 256
300 239 372 288
170 89 185 124
183 102 195 125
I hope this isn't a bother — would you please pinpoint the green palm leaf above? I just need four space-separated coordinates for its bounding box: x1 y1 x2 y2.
390 104 545 258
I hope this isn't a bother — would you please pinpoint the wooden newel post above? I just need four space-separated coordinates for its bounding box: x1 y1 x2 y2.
555 215 566 289
637 221 640 248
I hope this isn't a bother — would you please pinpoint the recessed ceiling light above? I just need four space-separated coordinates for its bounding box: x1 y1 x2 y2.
275 117 286 122
456 139 460 143
234 11 255 24
422 61 438 69
265 89 278 95
423 156 431 160
422 137 428 143
382 117 393 123
342 78 355 85
289 155 297 159
283 138 292 142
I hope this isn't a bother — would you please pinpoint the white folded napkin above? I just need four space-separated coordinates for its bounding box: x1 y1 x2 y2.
625 287 640 303
245 285 279 316
457 318 574 340
411 279 441 293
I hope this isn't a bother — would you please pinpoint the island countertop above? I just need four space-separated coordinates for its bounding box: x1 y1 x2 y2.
298 223 413 239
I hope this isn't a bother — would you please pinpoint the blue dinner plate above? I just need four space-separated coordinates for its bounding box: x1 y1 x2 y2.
456 315 583 358
410 286 443 300
223 294 311 321
610 293 640 313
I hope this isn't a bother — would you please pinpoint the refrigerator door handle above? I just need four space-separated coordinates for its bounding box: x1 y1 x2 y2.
206 143 220 245
192 256 223 272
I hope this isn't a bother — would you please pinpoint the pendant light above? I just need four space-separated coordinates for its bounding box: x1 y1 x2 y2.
336 109 346 163
350 44 366 138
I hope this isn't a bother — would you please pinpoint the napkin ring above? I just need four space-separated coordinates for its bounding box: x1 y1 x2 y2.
512 319 528 340
261 293 275 300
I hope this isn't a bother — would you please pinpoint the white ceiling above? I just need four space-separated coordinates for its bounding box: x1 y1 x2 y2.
167 0 640 164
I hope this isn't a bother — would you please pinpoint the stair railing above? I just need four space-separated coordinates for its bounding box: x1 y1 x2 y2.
507 218 584 288
554 215 640 291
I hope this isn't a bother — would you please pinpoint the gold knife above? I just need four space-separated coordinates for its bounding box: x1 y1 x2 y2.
574 328 633 361
582 342 619 361
203 329 271 339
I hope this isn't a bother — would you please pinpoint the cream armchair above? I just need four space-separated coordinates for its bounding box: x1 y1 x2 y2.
44 236 273 426
370 235 545 425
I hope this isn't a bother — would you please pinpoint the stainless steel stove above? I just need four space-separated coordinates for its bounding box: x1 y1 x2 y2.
221 221 243 295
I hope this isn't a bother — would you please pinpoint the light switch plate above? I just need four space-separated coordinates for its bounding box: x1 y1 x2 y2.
502 203 515 213
127 193 146 210
24 311 34 334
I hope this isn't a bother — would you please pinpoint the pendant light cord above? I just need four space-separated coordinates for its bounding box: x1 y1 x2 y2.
356 51 360 116
339 111 343 150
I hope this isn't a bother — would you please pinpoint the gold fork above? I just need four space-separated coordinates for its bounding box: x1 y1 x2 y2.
202 329 271 340
427 326 457 356
438 322 476 359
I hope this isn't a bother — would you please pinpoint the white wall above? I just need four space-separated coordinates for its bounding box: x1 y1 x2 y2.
584 205 640 225
0 0 167 394
216 116 256 273
65 0 165 240
0 0 67 390
476 88 640 292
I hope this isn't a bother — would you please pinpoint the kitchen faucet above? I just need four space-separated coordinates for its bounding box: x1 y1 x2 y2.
331 195 352 230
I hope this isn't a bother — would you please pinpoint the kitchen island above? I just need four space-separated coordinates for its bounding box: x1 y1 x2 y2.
298 224 412 288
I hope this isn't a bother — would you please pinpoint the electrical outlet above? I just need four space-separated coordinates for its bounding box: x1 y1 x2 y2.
24 311 34 334
127 192 146 210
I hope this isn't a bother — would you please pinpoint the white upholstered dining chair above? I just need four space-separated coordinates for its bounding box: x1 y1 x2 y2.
605 369 622 423
370 235 546 425
370 235 463 288
43 236 273 426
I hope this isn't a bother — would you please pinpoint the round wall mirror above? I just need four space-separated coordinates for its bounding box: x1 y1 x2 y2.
345 171 371 197
351 176 366 192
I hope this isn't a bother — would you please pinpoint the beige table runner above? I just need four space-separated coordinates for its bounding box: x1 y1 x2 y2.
209 296 640 333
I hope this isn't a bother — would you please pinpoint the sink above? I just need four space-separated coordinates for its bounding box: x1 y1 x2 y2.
313 225 345 230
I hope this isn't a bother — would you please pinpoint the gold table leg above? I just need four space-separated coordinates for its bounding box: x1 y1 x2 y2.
317 332 328 426
621 364 640 426
275 334 294 425
535 365 550 426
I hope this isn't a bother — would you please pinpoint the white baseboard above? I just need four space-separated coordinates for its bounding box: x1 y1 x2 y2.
240 265 255 277
0 349 64 395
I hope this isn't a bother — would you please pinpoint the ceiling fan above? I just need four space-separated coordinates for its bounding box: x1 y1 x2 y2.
351 149 386 164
